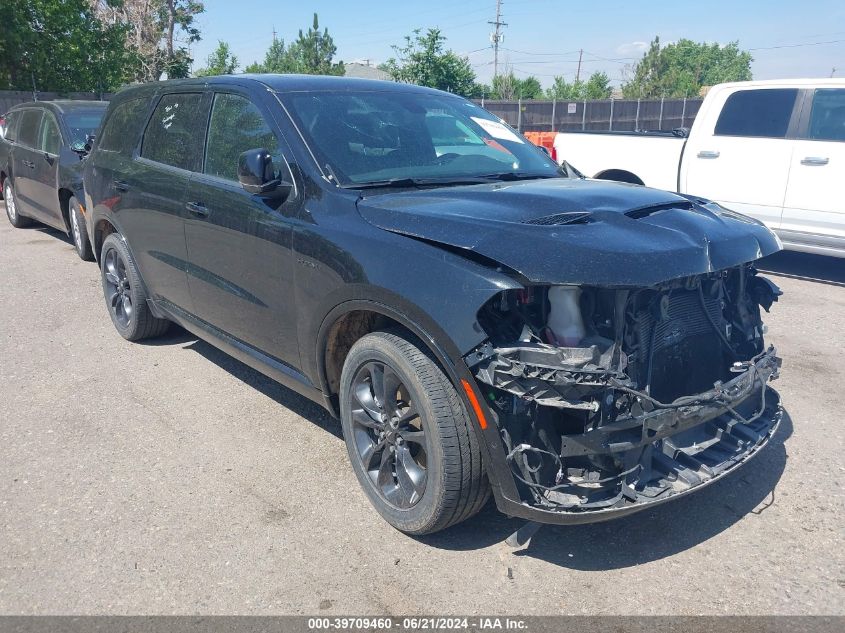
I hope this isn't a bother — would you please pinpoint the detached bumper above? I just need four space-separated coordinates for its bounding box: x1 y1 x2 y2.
470 347 783 525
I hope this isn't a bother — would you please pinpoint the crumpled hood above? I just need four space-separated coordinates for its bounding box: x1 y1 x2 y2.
356 178 781 286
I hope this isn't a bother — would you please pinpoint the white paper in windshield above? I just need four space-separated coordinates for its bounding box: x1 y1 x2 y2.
470 117 524 144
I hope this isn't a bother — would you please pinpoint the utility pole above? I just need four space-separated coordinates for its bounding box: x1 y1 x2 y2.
576 49 583 82
272 26 277 43
489 0 507 80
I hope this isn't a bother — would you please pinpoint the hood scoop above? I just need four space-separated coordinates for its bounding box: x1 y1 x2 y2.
523 211 592 226
625 200 694 219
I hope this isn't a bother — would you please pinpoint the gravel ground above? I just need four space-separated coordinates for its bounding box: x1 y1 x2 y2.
0 204 842 615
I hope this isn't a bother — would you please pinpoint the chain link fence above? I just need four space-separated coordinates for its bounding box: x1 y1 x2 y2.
476 98 704 133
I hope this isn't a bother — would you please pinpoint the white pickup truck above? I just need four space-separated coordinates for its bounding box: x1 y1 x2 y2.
553 79 845 257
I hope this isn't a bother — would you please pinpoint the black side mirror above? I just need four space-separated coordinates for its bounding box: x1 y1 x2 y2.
238 148 292 199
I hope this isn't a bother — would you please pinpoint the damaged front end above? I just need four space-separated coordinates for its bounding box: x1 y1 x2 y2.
465 263 783 521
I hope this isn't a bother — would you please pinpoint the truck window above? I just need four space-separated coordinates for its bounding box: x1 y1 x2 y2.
17 109 43 149
204 93 281 182
714 88 797 138
140 93 205 171
807 89 845 142
99 98 148 154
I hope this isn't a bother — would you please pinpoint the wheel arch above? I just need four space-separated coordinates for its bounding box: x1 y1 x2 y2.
58 188 74 233
93 216 119 262
594 168 645 185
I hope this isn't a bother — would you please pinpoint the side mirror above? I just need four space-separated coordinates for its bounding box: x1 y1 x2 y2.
70 141 88 154
238 148 292 199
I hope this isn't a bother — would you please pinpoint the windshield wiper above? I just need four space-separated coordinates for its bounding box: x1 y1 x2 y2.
475 172 560 182
344 176 492 190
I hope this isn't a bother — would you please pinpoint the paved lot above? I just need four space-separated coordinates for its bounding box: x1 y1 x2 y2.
0 203 842 615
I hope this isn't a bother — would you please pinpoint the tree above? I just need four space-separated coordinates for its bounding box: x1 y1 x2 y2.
89 0 205 82
489 71 542 99
285 13 344 75
0 0 130 93
545 71 611 100
195 41 238 76
245 38 296 74
384 29 476 97
622 37 752 98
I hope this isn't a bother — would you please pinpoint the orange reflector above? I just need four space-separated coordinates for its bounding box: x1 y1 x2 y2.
460 379 488 430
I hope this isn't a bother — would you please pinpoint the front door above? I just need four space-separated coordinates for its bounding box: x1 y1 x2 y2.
682 87 801 229
32 110 63 226
781 88 845 253
184 91 300 366
11 108 45 220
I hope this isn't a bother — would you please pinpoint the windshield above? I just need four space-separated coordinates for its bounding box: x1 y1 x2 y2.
64 111 104 146
279 90 562 187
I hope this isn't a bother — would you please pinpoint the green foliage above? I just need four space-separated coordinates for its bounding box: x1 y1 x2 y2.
384 29 476 97
545 72 612 100
246 39 296 74
285 14 344 75
622 37 752 98
0 0 131 92
195 41 238 77
482 72 543 100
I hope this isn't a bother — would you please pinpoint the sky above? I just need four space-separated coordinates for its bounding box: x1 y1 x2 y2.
188 0 845 88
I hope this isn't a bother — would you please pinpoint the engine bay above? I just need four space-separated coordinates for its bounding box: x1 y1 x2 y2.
465 263 784 514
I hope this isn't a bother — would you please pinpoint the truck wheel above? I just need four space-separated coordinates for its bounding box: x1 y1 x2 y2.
339 331 489 535
69 196 94 261
4 180 33 228
100 233 170 341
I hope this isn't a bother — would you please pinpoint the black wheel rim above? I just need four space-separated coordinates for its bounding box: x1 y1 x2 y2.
103 247 133 328
350 361 428 509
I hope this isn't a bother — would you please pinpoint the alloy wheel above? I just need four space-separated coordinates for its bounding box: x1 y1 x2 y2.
350 361 429 509
103 247 133 328
71 206 82 251
4 184 16 221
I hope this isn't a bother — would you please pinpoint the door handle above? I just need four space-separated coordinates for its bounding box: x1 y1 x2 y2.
697 150 720 159
800 156 829 166
113 179 130 192
185 201 209 218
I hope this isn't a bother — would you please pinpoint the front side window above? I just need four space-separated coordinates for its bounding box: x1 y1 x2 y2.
280 90 560 186
17 109 43 149
714 88 798 138
204 93 280 181
807 89 845 142
99 98 148 153
39 113 61 155
140 93 205 171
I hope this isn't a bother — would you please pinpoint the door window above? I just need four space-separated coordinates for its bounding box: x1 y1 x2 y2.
807 89 845 142
714 89 798 138
17 109 43 149
140 93 205 171
98 98 148 153
3 111 20 142
39 113 61 155
204 93 281 181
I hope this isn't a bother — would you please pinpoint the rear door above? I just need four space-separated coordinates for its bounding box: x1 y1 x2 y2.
118 92 210 313
781 88 845 253
682 87 801 229
184 90 300 365
12 108 45 219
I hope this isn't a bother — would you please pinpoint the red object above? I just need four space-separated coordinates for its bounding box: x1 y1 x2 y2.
461 379 488 430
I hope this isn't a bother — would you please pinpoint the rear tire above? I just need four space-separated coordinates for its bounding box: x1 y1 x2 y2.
100 233 170 341
339 331 489 535
4 179 33 228
70 196 94 261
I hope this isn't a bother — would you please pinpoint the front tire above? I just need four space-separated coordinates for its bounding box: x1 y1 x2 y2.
4 180 33 228
69 196 94 261
340 331 489 535
100 233 169 341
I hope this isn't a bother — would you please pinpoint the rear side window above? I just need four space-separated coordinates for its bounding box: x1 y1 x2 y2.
714 88 798 138
18 109 43 148
807 89 845 142
3 111 20 142
140 93 205 171
204 93 280 181
98 98 148 153
39 113 61 154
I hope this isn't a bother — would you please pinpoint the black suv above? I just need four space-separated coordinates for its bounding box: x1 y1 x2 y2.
1 100 107 259
83 75 784 535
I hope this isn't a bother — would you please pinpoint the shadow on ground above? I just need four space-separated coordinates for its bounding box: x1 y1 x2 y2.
758 250 845 286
